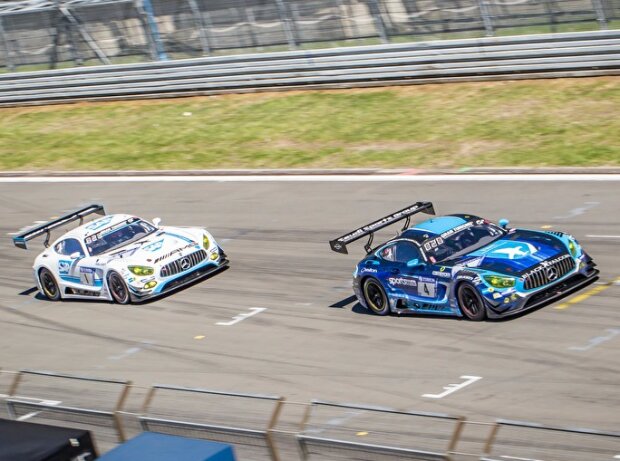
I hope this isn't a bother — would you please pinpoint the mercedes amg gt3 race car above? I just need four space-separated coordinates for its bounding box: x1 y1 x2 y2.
13 204 228 304
330 202 599 320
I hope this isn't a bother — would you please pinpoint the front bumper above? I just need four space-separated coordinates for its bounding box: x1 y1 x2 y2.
130 258 229 302
486 268 599 319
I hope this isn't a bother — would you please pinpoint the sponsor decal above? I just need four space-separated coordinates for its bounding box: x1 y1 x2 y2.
492 292 502 299
424 237 444 251
153 243 197 264
80 267 95 274
143 239 164 252
419 276 435 283
388 277 417 287
58 260 72 274
432 270 451 278
85 216 113 231
503 297 510 304
361 267 377 273
483 241 538 260
522 254 571 280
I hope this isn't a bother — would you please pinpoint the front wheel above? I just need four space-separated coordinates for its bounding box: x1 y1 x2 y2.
363 279 390 316
39 268 61 301
457 283 486 321
107 271 130 304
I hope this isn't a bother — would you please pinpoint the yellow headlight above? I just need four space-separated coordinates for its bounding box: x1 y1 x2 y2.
483 275 515 288
128 266 154 276
568 240 577 257
143 281 157 289
203 234 210 249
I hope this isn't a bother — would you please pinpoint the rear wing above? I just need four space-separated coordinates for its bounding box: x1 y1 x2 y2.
329 201 435 254
12 204 106 249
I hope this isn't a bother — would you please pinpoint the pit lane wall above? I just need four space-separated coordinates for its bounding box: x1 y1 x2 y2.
1 368 618 461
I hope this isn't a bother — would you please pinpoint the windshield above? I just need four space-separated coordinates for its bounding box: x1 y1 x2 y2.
85 218 156 256
422 221 504 263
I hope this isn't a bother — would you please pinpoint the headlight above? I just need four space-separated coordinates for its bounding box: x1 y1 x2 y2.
568 240 578 257
203 234 210 249
128 265 154 276
483 275 515 288
144 281 157 289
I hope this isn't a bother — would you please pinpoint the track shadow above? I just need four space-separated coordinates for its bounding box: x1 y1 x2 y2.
21 266 230 305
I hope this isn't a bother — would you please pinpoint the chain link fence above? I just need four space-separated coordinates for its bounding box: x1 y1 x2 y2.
0 0 619 71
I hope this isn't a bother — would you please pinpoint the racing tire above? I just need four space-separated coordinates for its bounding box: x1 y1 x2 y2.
39 268 61 301
363 278 390 316
107 271 130 305
457 283 486 321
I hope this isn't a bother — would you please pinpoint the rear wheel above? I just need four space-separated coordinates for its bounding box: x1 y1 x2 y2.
363 279 390 316
39 268 61 301
107 271 130 304
457 283 486 321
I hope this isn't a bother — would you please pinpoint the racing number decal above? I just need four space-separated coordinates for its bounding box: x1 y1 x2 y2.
418 281 436 298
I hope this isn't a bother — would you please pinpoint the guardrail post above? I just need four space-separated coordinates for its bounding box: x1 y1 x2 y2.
186 0 211 55
543 0 558 33
265 397 285 461
477 0 495 36
137 0 168 61
0 17 15 72
445 416 466 461
275 0 297 50
112 380 132 442
483 421 501 457
591 0 608 29
367 0 390 43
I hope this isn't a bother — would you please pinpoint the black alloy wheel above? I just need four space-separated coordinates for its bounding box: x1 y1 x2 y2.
457 283 486 321
39 268 61 301
363 279 390 316
107 271 130 304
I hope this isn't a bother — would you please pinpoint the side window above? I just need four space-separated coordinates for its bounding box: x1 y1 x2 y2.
379 244 397 262
394 241 421 264
54 238 84 257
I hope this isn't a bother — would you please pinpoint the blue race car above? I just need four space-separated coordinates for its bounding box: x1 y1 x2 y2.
330 202 599 320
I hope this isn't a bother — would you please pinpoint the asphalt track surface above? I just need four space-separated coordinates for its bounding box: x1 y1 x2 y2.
0 177 619 455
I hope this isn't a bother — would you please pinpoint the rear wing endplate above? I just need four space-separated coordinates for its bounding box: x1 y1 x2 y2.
329 201 435 254
12 204 106 249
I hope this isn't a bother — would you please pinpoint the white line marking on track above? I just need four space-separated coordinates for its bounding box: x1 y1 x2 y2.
569 329 620 352
216 307 266 326
499 456 544 461
586 235 620 239
422 375 481 399
0 174 619 183
553 201 599 220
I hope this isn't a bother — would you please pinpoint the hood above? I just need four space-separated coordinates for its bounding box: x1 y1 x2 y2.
452 230 567 276
102 228 202 266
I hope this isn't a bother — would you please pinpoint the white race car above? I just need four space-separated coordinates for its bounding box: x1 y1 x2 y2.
13 204 228 304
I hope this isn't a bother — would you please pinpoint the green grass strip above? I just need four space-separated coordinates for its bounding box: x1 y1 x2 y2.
1 77 618 171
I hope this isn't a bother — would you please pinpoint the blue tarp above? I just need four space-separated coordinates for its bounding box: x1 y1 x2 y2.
98 432 236 461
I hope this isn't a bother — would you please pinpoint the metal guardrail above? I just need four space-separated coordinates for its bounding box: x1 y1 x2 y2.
140 384 286 461
2 369 620 460
0 29 619 106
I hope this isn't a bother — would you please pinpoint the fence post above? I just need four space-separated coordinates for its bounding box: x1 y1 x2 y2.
367 0 390 43
275 0 297 50
591 0 608 29
477 0 495 36
543 0 558 33
139 0 168 60
0 16 15 72
186 0 211 55
59 4 109 65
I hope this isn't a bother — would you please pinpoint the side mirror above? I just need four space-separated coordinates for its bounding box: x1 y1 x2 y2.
498 218 510 229
70 251 82 260
152 217 161 228
407 258 425 269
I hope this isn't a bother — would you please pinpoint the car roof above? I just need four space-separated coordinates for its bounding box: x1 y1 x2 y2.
57 214 137 241
397 214 481 244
